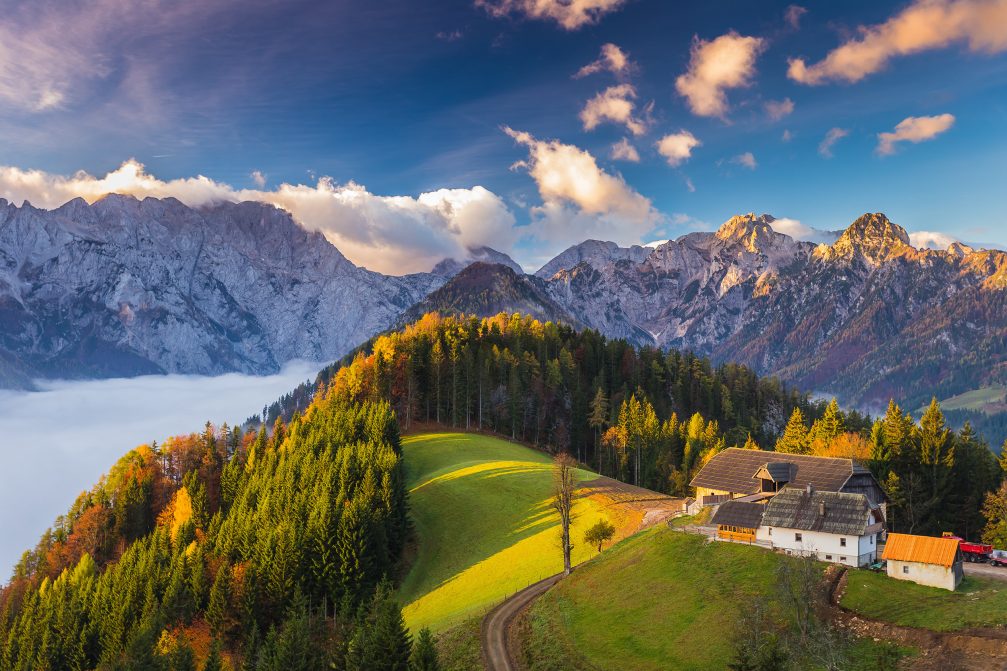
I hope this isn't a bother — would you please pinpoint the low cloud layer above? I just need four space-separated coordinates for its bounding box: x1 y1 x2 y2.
580 84 648 135
770 217 841 244
877 113 955 155
788 0 1007 85
575 43 632 78
476 0 627 30
0 361 320 580
656 131 701 166
505 127 663 252
0 160 516 275
675 32 765 118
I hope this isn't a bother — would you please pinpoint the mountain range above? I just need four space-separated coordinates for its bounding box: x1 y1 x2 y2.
2 195 1005 417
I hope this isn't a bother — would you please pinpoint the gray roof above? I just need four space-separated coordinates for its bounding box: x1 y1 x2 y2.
761 488 873 536
711 500 766 529
690 448 887 505
757 462 797 483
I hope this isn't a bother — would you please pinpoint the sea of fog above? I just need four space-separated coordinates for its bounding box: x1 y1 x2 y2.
0 361 322 580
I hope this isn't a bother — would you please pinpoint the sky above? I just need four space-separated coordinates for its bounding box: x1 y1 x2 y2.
1 0 1006 273
0 362 321 579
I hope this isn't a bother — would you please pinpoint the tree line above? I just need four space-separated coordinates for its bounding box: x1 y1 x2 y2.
0 395 440 670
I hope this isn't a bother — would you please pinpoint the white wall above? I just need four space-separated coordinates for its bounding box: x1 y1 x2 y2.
886 559 961 591
756 526 877 567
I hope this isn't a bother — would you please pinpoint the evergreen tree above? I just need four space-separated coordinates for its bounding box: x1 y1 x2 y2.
207 564 233 639
409 627 440 671
775 409 810 455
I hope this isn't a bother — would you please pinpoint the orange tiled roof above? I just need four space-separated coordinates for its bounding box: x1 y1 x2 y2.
882 533 960 568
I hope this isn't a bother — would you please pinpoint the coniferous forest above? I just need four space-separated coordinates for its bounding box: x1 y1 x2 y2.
5 312 1007 669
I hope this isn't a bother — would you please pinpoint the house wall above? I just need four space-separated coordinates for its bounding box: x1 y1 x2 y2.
755 526 876 567
696 487 738 503
886 559 962 591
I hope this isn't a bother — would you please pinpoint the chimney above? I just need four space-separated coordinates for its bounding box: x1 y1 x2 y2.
806 483 813 496
819 500 826 517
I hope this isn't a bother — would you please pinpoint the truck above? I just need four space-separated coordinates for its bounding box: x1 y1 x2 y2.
942 532 993 563
991 549 1007 567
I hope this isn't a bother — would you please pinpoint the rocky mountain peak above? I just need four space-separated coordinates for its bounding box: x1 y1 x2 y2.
431 245 523 278
713 213 793 255
829 212 912 264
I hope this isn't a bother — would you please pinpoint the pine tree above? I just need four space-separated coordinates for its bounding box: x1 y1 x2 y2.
203 639 223 671
409 627 440 671
775 408 810 455
207 563 233 639
363 582 412 671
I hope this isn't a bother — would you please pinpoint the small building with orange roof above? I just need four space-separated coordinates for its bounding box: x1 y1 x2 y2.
882 533 964 591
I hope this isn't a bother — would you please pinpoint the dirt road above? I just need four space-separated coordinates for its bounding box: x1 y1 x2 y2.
481 573 564 671
965 561 1007 582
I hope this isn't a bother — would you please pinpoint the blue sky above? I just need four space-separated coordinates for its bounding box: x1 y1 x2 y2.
1 0 1005 272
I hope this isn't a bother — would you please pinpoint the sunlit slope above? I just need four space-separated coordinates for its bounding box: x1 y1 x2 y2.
399 432 674 633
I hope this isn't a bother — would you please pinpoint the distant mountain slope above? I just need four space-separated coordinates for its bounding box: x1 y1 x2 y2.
540 213 1007 412
400 262 579 327
0 195 443 387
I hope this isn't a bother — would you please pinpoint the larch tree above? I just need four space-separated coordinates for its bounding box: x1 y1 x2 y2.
775 408 810 455
552 453 577 575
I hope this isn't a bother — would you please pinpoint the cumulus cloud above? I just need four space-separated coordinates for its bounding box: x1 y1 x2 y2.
611 138 641 162
785 5 808 29
0 159 517 275
476 0 627 30
250 170 267 188
731 152 758 169
0 361 321 579
876 113 955 155
579 84 648 136
575 43 632 78
656 131 701 166
675 32 766 118
909 230 960 249
770 217 841 244
818 127 849 157
788 0 1007 85
765 98 795 121
504 127 663 251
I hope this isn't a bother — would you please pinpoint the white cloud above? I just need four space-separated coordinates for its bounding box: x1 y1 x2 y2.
0 159 517 275
876 113 955 155
769 217 840 244
504 127 663 251
788 0 1007 85
611 138 641 162
782 129 794 142
476 0 627 30
818 127 849 157
656 131 701 166
910 230 959 249
785 5 808 29
685 177 696 192
580 84 648 136
575 43 632 78
730 152 758 169
251 170 267 188
644 239 669 248
0 361 321 580
765 98 795 121
675 32 766 118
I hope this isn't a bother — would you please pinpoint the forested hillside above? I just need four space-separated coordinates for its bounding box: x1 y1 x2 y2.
0 397 432 670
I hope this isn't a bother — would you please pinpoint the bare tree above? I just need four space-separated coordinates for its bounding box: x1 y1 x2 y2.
553 453 577 574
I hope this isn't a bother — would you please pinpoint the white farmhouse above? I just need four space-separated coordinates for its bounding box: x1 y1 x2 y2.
883 533 964 591
755 487 884 567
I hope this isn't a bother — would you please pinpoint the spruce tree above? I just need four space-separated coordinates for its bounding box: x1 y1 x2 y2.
775 408 810 455
409 627 440 671
207 563 233 639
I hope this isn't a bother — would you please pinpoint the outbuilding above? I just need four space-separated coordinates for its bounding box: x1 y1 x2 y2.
883 533 963 591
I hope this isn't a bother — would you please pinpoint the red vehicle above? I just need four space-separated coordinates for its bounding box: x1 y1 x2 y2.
942 532 993 563
991 550 1007 567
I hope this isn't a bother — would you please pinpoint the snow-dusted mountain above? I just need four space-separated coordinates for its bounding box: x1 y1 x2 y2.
538 212 1007 411
3 197 1005 416
0 195 443 388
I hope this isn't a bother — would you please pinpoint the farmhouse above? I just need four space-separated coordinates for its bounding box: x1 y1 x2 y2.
755 488 884 566
883 533 964 591
690 447 887 510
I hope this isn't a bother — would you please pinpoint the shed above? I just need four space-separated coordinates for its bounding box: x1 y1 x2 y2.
711 500 765 543
883 533 963 591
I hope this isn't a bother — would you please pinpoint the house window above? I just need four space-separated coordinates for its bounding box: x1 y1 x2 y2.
840 538 847 547
870 535 874 545
826 555 832 560
795 533 802 542
768 527 772 536
903 565 909 574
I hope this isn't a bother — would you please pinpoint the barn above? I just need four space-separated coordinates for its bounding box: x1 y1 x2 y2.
883 533 964 591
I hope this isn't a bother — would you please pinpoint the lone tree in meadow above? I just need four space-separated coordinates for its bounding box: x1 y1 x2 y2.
553 453 577 574
584 519 616 554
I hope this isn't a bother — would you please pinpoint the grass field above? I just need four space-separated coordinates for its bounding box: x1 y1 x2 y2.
398 432 672 634
522 527 908 671
920 385 1007 415
841 570 1007 631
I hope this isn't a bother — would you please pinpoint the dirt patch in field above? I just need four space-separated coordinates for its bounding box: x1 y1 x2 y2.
579 476 687 539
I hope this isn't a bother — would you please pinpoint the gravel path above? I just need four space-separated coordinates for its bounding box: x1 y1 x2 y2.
481 573 564 671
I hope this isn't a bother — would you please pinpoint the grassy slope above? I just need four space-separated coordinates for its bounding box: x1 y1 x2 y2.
841 570 1007 631
399 432 635 634
919 385 1007 414
524 528 784 671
